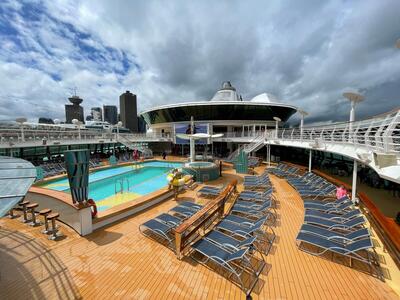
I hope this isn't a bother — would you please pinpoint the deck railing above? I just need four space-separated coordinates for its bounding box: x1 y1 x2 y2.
272 108 400 154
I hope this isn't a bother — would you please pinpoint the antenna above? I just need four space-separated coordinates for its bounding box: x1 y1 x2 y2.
69 87 78 97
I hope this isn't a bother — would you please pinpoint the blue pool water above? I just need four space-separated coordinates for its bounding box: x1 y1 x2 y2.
40 161 183 211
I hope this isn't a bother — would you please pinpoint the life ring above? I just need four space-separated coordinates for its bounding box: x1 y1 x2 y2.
87 199 97 218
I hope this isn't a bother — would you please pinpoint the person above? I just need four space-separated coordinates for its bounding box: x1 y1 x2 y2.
336 185 347 199
162 151 167 160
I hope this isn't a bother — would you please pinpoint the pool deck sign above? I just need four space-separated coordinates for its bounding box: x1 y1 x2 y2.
64 150 90 204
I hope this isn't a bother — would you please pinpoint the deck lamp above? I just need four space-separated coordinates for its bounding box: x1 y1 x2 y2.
343 92 364 142
297 110 308 141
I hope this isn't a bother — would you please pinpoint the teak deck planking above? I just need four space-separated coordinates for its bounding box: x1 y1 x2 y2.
0 165 398 300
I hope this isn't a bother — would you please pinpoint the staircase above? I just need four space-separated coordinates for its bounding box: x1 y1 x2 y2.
117 135 153 158
243 134 265 154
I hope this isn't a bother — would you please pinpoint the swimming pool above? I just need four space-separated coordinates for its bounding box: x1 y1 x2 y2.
39 161 183 212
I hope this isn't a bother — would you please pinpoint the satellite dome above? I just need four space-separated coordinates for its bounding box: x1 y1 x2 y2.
250 93 280 103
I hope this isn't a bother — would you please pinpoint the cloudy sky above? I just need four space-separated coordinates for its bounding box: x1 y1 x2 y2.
0 0 399 124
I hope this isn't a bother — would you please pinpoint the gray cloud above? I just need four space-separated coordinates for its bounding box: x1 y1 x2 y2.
0 0 399 124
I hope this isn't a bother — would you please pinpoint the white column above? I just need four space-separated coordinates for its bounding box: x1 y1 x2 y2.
190 138 195 162
275 122 279 138
308 149 312 172
300 116 304 141
20 125 25 142
351 160 358 202
267 144 271 167
349 101 355 141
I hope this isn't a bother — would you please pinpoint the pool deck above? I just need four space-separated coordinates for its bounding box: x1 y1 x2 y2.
0 164 399 299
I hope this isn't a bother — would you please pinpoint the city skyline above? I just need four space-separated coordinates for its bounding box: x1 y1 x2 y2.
0 0 399 124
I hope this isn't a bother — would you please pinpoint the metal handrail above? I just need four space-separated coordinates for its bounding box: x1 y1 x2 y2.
271 108 400 154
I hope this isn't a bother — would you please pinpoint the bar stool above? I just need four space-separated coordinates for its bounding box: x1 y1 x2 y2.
18 200 30 223
26 202 40 226
8 207 20 219
39 208 52 234
47 212 62 240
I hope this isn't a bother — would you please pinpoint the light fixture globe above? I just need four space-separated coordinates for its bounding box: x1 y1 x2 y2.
72 119 79 125
273 116 282 122
16 117 27 124
117 121 123 127
343 92 364 103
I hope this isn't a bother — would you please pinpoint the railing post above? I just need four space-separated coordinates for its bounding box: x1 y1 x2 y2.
351 159 358 202
382 110 400 153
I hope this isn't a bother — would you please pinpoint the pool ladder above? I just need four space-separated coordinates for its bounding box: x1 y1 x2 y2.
115 178 130 194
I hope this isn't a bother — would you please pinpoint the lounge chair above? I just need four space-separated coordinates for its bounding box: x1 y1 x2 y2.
197 186 222 197
304 215 366 231
216 219 267 241
191 238 262 296
304 209 361 222
169 205 197 218
303 197 350 210
225 214 268 227
205 230 257 252
296 232 377 270
178 201 203 211
155 213 184 226
306 201 354 213
299 224 370 244
139 219 175 248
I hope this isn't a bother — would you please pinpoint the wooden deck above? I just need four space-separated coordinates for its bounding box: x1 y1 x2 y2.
0 168 399 299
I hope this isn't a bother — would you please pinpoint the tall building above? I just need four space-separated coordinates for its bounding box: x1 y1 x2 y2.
65 95 85 123
103 105 118 125
119 90 138 133
91 107 103 121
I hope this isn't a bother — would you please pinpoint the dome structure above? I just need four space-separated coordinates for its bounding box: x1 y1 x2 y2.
250 93 280 103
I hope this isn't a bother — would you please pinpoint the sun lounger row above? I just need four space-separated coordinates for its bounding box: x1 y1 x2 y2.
191 186 277 296
243 171 271 190
267 163 301 177
141 181 277 296
295 189 379 273
139 201 204 248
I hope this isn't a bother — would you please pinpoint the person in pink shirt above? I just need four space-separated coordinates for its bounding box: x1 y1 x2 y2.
336 185 347 199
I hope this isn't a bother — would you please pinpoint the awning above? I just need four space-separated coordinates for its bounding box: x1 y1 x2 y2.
0 156 37 217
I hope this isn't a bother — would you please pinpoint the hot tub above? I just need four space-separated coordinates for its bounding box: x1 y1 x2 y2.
183 161 219 182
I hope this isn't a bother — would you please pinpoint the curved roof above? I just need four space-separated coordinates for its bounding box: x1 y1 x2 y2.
141 101 297 125
140 82 297 125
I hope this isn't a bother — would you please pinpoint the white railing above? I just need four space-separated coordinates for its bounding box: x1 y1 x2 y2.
0 127 171 148
243 132 266 153
271 108 400 154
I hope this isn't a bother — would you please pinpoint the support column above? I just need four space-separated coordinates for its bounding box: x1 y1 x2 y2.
267 144 271 167
308 149 312 172
351 160 358 202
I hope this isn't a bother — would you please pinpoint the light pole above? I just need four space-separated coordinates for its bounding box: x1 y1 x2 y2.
343 92 364 203
297 110 308 141
273 117 281 139
343 92 364 141
16 117 27 142
72 119 81 140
